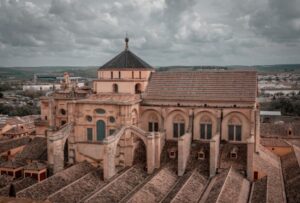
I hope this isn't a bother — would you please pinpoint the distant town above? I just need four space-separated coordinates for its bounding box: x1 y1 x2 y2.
1 65 300 117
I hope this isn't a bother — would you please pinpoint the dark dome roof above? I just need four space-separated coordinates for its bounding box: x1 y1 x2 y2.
99 49 153 70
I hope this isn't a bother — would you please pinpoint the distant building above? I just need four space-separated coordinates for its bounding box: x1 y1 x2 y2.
22 83 85 92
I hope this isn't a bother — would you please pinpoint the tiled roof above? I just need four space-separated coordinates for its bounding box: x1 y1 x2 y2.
204 169 229 203
219 143 247 170
77 93 141 105
143 71 257 103
216 168 250 203
254 145 285 203
0 137 31 153
6 117 26 125
261 122 300 137
260 138 291 147
0 177 37 197
24 162 47 171
3 126 28 135
281 146 300 203
0 160 26 169
16 137 47 161
250 176 267 203
0 175 14 189
47 169 104 203
17 162 95 200
99 49 153 70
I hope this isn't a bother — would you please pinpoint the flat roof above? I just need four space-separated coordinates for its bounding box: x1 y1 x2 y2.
260 111 281 116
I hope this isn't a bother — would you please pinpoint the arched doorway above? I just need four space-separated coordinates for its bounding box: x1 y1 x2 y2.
115 132 147 169
135 83 142 94
113 84 118 93
133 138 146 164
96 120 106 141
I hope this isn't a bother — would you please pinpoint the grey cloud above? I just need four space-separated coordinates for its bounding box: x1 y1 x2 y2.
0 0 299 67
249 0 300 43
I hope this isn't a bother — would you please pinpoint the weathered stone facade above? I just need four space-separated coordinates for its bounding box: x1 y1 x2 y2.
40 39 260 182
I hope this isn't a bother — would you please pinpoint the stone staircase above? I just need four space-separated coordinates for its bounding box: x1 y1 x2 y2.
84 164 148 203
48 169 104 203
125 163 178 203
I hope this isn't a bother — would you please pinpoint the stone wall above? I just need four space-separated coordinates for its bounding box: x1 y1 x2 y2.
178 132 192 176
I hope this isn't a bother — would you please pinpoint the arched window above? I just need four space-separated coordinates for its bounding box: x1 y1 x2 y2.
95 108 106 114
148 114 159 132
135 83 142 94
119 71 121 79
200 116 212 140
228 116 242 141
96 120 106 141
111 71 113 79
87 128 93 141
173 114 185 138
61 120 66 126
60 109 66 115
113 84 118 93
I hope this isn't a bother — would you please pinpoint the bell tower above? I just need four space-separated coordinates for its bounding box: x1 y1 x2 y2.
94 38 154 94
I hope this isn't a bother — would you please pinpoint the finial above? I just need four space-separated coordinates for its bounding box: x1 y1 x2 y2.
125 33 129 50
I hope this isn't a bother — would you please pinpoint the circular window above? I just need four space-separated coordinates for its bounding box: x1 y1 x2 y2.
95 108 106 114
86 115 92 122
60 109 66 115
109 116 115 123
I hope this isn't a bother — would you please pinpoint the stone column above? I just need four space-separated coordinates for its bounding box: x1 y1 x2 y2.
216 111 221 135
178 133 191 176
47 129 54 170
155 133 161 169
103 144 116 180
209 133 220 177
146 135 155 174
48 98 55 130
124 132 134 166
247 136 255 181
53 139 64 173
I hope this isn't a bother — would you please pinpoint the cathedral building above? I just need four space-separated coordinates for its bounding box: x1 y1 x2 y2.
9 39 294 203
39 38 260 182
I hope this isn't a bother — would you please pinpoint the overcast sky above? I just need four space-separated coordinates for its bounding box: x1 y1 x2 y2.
0 0 300 67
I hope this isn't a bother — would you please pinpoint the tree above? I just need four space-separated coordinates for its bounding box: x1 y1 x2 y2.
294 101 300 116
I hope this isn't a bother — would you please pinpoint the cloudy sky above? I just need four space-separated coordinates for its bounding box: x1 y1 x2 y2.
0 0 300 67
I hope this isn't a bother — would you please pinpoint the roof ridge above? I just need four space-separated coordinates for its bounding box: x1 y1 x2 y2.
99 49 153 70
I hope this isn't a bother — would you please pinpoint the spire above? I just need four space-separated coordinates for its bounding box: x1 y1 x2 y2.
125 34 129 50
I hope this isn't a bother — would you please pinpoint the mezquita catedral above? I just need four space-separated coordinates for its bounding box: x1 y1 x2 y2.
2 38 299 203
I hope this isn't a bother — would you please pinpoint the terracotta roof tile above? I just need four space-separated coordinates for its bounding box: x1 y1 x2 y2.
24 162 47 171
251 176 267 203
281 147 300 203
260 138 291 147
17 162 95 200
0 137 31 153
143 71 257 103
16 137 47 161
99 49 153 70
0 160 26 169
